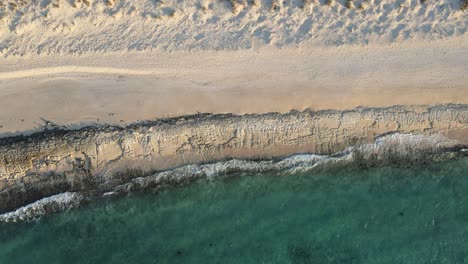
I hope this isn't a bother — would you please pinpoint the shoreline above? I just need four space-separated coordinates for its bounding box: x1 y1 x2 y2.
0 104 467 215
1 136 467 223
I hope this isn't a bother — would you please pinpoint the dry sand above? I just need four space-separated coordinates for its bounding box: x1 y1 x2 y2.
1 0 467 134
1 0 467 54
0 36 467 134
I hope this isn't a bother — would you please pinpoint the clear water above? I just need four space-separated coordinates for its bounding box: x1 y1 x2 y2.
1 157 468 264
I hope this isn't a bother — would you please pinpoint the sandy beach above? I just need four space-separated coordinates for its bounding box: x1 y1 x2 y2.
0 0 467 134
0 0 467 215
2 1 468 261
0 36 467 133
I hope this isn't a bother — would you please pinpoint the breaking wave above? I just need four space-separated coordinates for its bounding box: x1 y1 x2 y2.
0 192 84 223
1 133 465 223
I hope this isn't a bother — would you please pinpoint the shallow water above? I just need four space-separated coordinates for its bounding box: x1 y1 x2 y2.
1 157 468 264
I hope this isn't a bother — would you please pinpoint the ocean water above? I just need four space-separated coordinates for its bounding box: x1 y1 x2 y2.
1 157 468 264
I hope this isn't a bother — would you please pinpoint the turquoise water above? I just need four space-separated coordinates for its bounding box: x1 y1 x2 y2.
1 157 468 264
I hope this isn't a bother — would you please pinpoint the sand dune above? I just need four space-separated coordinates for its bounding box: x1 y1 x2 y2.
0 0 467 55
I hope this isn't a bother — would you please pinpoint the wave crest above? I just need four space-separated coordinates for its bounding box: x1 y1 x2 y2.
1 133 465 222
0 192 84 223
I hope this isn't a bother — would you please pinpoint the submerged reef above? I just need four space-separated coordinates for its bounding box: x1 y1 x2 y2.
0 104 467 217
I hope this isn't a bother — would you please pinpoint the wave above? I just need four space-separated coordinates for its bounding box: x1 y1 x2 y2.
0 192 84 223
0 133 465 223
111 133 463 193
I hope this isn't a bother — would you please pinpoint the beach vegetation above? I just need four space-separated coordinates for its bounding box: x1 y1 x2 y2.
228 0 238 13
461 0 468 11
300 0 311 9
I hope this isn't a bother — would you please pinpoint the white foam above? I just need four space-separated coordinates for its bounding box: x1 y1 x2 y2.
2 133 462 222
352 133 459 160
0 192 84 223
118 133 460 192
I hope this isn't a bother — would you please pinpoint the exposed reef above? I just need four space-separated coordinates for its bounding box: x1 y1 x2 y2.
0 104 467 215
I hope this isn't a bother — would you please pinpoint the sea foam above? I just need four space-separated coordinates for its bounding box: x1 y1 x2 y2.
0 192 84 223
0 133 464 222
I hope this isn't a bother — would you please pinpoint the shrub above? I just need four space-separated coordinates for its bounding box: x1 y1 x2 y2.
228 0 239 13
461 0 468 11
270 0 279 11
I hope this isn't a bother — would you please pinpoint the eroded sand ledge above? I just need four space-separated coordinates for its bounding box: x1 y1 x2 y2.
0 104 467 214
